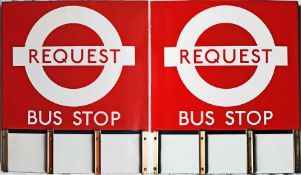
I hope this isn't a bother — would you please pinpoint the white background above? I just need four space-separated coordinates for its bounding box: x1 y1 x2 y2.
1 0 301 174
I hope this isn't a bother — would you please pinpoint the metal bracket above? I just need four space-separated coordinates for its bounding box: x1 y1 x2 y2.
199 130 206 175
246 129 254 174
94 131 101 175
2 130 8 172
293 130 300 173
142 131 149 175
153 132 159 174
46 130 54 174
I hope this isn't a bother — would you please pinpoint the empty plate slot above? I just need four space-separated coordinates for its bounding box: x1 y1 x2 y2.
8 133 46 173
160 134 199 174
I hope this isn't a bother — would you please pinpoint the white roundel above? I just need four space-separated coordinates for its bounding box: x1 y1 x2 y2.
20 6 135 107
166 5 287 107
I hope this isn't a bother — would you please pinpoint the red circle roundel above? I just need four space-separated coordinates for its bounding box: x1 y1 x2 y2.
151 1 299 131
2 2 148 130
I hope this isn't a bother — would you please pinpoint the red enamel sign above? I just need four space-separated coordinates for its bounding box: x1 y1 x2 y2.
2 2 148 130
151 1 300 131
